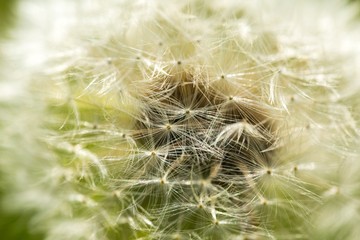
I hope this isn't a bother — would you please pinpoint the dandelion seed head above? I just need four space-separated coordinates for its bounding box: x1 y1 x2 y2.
1 0 360 239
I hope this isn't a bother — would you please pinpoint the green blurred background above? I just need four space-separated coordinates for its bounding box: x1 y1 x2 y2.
1 1 42 239
0 0 17 36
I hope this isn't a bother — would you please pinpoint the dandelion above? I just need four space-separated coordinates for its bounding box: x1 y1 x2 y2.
1 0 360 239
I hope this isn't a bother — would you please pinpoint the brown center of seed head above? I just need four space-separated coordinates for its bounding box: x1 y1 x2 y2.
134 73 276 184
